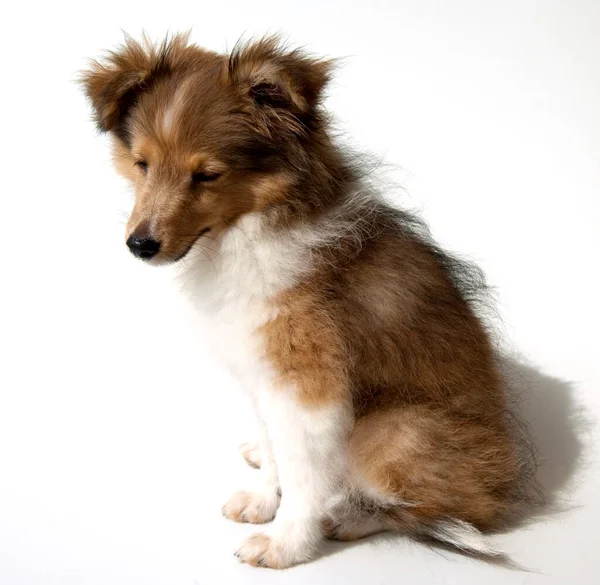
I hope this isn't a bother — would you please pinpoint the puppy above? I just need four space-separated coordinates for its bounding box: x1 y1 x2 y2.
81 34 532 569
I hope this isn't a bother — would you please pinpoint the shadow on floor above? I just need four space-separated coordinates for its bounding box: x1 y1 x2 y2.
499 354 589 506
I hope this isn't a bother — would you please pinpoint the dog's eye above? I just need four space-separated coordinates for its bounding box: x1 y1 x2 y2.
135 160 148 171
192 171 221 183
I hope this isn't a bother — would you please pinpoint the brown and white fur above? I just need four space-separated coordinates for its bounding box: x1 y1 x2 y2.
81 34 533 569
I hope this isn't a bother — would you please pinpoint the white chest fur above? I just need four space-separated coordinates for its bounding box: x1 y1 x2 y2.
175 214 307 388
174 196 370 388
176 210 358 567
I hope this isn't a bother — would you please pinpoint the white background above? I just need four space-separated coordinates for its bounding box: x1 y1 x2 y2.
1 0 599 583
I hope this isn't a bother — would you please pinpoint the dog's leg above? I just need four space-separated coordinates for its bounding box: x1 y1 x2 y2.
322 514 390 541
223 412 280 524
235 390 351 569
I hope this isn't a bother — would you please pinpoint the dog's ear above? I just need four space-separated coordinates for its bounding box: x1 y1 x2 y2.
80 33 190 141
227 37 333 133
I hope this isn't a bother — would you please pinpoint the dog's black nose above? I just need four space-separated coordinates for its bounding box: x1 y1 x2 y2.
126 235 160 259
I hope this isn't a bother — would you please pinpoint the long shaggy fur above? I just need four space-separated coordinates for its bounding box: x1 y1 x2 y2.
81 34 538 569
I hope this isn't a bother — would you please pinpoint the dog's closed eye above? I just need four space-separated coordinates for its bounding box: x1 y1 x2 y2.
192 170 221 183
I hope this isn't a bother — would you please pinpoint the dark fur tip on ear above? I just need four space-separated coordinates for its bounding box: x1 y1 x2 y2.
79 32 192 138
249 82 292 109
228 36 334 115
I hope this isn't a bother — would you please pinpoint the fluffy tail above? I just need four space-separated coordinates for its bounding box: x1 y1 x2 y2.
423 517 502 557
386 508 503 558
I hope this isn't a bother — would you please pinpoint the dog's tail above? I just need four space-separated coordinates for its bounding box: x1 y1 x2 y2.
422 517 501 556
385 507 503 558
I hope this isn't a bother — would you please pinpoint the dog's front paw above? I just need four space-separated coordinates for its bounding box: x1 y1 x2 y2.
222 490 278 524
234 532 313 569
239 442 261 469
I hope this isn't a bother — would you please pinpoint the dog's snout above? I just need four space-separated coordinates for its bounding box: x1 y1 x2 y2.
126 235 161 259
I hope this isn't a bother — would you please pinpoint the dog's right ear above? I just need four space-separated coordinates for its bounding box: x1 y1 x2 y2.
79 33 190 141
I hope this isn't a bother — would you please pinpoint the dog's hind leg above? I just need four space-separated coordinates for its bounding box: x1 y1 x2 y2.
323 513 390 541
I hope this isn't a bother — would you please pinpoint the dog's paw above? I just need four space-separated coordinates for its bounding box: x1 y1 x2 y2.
239 442 261 469
234 532 312 569
222 490 278 524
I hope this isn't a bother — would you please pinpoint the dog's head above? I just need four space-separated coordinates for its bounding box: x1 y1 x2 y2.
81 34 333 263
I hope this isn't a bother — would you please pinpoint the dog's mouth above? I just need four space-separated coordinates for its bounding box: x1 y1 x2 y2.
173 227 212 262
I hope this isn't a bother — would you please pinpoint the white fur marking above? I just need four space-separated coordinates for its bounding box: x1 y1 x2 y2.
427 518 501 557
162 77 194 138
250 391 352 566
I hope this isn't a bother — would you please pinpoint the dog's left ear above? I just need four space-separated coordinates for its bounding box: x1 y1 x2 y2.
228 37 333 130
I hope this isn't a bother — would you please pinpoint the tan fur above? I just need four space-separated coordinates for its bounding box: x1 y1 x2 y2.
250 173 293 207
261 285 350 408
350 408 516 529
260 221 521 530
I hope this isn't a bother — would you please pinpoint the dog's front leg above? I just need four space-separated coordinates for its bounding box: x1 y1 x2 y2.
235 385 351 569
223 403 280 524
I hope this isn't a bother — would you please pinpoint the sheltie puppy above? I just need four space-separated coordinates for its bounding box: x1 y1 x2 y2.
81 34 533 569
